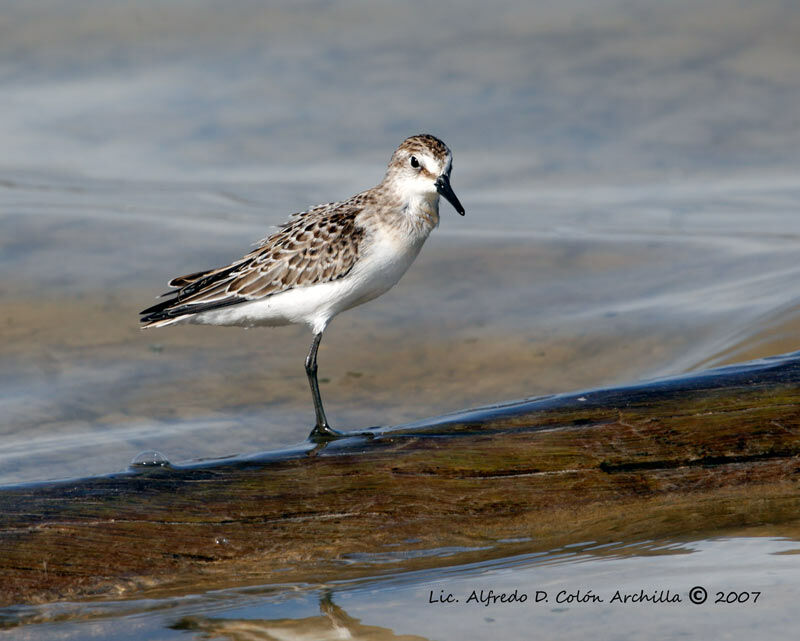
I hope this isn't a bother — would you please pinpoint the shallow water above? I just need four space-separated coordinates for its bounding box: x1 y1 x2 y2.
2 0 800 637
4 530 800 640
3 0 800 484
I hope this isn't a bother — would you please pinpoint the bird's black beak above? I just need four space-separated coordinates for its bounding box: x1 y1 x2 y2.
435 174 465 216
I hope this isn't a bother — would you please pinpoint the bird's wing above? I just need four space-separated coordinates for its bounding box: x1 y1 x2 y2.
140 200 366 325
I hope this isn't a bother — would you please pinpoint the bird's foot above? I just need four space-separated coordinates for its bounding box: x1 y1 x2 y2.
307 424 375 442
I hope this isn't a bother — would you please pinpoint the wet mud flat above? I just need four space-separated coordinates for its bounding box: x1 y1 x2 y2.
1 352 799 613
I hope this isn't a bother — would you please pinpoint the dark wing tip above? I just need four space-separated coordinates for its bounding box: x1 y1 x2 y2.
139 296 179 324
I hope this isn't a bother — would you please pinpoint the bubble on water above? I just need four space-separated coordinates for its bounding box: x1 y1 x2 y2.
130 450 171 468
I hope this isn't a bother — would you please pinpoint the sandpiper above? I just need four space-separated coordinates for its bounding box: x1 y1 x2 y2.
140 134 465 439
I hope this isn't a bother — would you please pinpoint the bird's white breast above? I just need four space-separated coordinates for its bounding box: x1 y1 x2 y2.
346 224 428 304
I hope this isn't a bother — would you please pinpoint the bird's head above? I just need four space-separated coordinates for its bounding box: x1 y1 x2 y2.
383 134 465 216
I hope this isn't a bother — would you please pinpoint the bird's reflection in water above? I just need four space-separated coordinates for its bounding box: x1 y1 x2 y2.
171 591 430 641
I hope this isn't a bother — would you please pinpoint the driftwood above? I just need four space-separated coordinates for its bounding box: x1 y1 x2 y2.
1 354 799 607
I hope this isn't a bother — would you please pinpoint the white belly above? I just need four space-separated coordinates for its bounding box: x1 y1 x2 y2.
191 229 428 334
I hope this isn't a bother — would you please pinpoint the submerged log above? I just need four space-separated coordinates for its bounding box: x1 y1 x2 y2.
1 354 800 607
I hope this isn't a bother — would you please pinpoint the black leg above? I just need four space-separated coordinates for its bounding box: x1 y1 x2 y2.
305 332 342 439
304 332 376 442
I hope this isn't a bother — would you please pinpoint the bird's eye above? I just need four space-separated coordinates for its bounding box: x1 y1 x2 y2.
409 155 420 169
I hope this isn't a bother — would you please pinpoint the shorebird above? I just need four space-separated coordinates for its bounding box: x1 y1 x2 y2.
140 134 465 440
